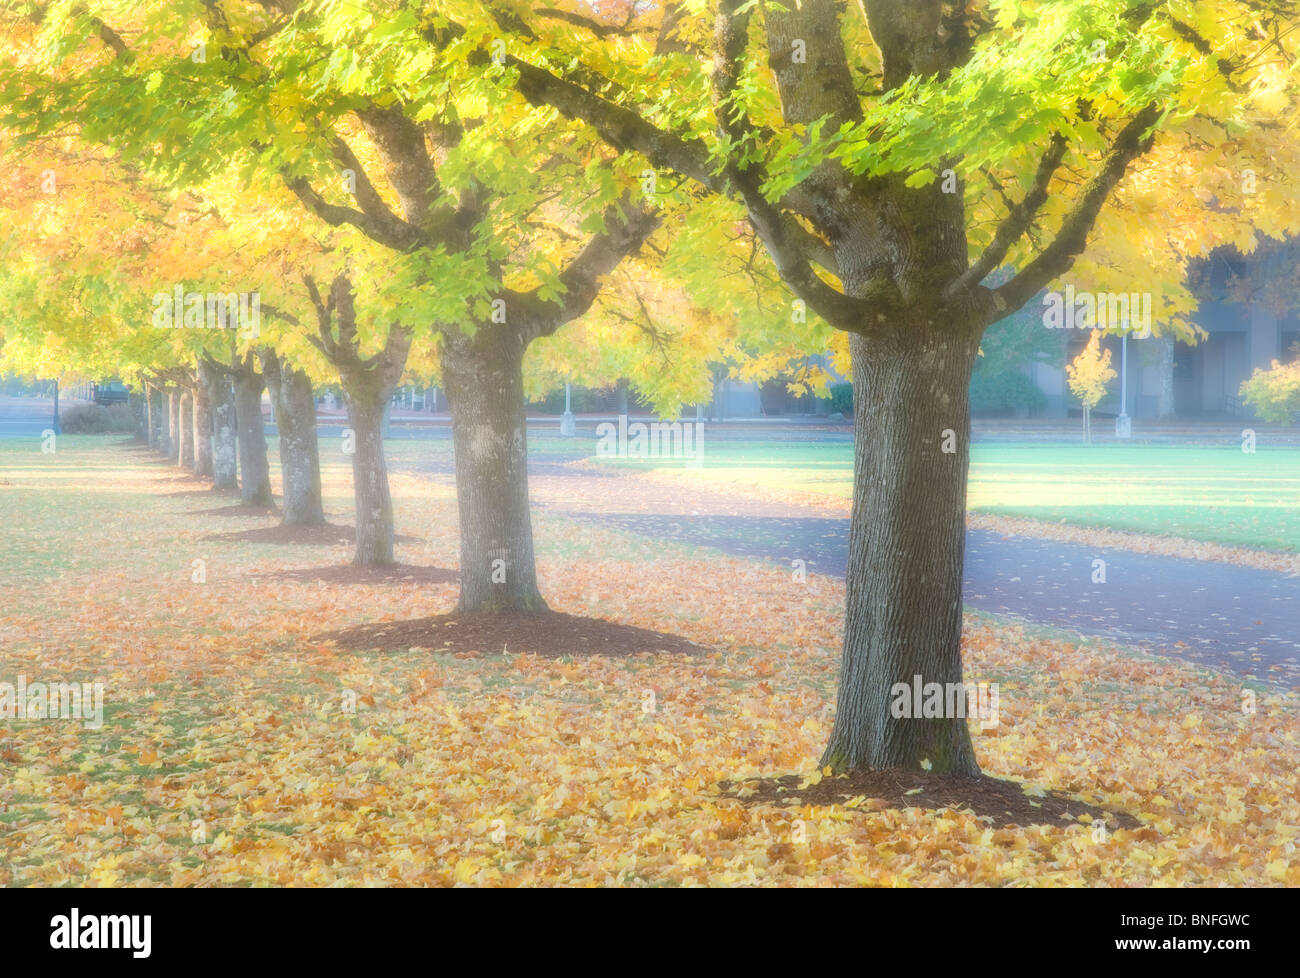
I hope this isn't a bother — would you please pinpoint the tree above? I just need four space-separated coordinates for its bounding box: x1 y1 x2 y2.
460 0 1300 773
1066 330 1116 442
300 271 412 565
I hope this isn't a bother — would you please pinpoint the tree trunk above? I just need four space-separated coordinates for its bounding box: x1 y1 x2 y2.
820 326 981 776
143 387 155 446
179 391 195 468
442 327 547 613
263 353 325 526
233 369 274 507
151 387 167 454
130 390 148 442
202 362 238 491
192 371 213 479
1157 334 1176 420
343 386 395 565
167 390 181 463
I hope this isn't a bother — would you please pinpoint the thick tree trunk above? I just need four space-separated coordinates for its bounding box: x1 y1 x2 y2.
263 353 325 526
143 387 155 446
201 362 238 491
343 385 395 565
820 326 981 776
233 370 274 507
167 390 181 463
442 328 547 613
179 391 195 468
192 372 213 479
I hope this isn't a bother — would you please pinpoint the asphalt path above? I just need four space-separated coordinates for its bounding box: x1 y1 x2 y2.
559 511 1300 689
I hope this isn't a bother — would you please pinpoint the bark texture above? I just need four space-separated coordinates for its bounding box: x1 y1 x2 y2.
202 359 239 491
821 326 981 775
192 369 213 478
144 386 156 447
443 326 546 612
150 386 167 455
167 389 181 464
262 351 325 526
231 355 273 507
344 386 395 565
179 391 195 469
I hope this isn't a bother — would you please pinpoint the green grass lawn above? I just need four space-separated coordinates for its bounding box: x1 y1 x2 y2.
580 437 1300 552
12 433 1293 554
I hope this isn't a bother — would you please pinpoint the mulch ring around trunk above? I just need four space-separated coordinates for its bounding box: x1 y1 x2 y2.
257 563 458 586
720 770 1140 830
317 609 708 658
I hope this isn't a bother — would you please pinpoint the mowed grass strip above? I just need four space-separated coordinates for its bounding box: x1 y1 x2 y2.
580 437 1300 552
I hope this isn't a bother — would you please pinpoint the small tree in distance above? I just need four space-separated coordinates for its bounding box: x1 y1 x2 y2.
1067 331 1116 444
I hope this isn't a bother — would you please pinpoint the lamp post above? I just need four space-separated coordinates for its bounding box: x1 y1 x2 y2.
559 382 576 436
1115 329 1132 439
51 378 61 435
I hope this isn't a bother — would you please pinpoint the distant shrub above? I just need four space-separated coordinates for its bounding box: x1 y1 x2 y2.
970 369 1047 415
828 382 853 416
1240 358 1300 423
59 402 135 434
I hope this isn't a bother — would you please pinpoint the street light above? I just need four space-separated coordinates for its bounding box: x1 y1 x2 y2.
1115 329 1132 439
559 382 576 436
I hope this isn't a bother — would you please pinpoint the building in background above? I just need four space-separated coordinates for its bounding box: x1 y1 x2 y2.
1029 239 1300 421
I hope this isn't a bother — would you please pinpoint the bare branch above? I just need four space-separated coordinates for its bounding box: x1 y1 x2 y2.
522 197 663 341
991 103 1162 321
945 132 1068 300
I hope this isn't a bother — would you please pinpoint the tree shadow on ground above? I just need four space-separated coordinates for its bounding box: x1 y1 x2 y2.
205 522 421 545
190 502 280 518
721 770 1140 830
163 486 241 499
254 563 458 586
317 609 708 658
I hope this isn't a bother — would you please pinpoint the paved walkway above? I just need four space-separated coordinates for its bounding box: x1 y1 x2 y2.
556 510 1299 689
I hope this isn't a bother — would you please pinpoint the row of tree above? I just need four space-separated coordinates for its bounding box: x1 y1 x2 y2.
3 0 1299 775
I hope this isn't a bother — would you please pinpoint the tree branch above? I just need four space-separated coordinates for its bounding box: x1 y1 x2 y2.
992 103 1162 320
945 132 1068 300
521 197 663 341
281 134 432 252
712 0 893 332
